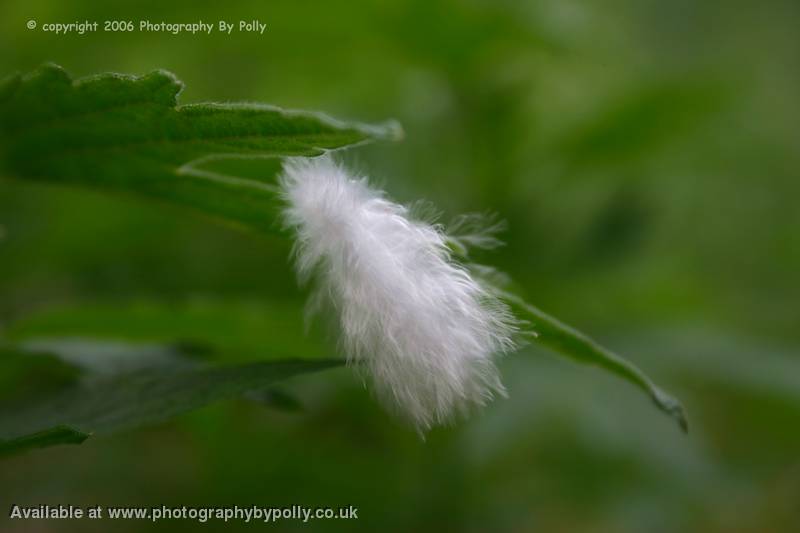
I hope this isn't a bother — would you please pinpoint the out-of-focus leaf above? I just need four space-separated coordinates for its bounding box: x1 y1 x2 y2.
16 337 201 378
0 358 343 457
0 425 89 457
0 64 401 234
0 344 81 401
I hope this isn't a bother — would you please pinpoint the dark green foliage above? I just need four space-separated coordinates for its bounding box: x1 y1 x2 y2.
0 64 688 458
0 64 399 233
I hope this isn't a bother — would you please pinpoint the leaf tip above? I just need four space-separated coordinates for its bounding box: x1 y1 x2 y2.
371 119 404 142
0 425 90 458
651 386 689 434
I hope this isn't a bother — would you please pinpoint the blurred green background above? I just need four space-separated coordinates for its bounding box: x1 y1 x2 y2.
1 0 799 531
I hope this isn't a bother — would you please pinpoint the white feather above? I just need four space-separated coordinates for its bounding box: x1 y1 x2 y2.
280 156 517 431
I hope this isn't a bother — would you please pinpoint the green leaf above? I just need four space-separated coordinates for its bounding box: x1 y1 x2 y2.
0 64 400 234
10 337 206 377
506 295 688 432
0 65 686 434
0 344 81 402
0 358 344 457
0 425 89 457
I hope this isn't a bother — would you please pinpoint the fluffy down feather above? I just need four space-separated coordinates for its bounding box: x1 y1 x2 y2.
280 156 517 431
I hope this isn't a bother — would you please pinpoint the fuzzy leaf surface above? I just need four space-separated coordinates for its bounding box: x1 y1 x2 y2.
0 64 400 233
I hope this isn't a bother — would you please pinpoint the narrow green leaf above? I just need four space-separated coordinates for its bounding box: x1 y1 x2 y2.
0 64 401 234
507 295 688 432
0 358 344 457
0 425 89 457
